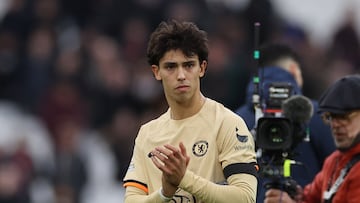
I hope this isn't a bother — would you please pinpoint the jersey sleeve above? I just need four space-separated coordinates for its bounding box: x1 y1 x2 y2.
179 168 257 202
218 113 258 177
123 126 150 196
178 112 258 203
123 186 164 203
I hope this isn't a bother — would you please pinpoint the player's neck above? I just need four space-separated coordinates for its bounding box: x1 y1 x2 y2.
170 93 206 120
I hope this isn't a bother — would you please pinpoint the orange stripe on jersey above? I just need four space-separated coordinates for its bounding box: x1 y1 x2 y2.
123 182 149 194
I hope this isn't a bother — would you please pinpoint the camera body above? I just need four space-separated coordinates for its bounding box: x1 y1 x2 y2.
255 82 305 153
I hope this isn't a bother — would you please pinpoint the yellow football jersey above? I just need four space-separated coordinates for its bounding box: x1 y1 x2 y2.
124 98 257 202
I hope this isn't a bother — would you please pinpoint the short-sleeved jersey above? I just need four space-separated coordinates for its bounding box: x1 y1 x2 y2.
123 98 257 202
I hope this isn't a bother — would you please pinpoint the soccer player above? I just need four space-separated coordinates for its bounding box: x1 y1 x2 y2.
123 19 258 203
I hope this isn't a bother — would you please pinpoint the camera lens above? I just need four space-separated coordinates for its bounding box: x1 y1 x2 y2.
256 117 292 151
269 125 286 143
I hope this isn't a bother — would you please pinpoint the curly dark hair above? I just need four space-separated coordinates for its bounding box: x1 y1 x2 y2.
146 19 209 66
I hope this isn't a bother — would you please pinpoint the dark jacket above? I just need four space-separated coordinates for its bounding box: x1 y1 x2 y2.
235 67 336 202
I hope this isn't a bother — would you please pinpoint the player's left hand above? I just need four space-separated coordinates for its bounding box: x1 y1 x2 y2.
150 142 190 195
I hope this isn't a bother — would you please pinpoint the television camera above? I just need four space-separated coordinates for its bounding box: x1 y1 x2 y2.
250 22 314 199
254 82 313 198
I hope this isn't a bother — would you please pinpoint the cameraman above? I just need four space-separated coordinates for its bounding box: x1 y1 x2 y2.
265 74 360 203
235 43 335 202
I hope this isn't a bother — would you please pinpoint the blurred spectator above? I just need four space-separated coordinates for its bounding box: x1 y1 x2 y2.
0 101 55 203
118 16 150 64
103 105 139 181
21 25 56 112
0 0 32 42
84 34 137 128
52 119 87 203
327 11 360 71
37 79 89 203
163 0 204 23
59 0 95 27
318 11 360 90
79 104 140 203
0 28 22 104
53 48 85 83
202 13 252 110
79 128 125 203
32 0 61 27
0 145 32 203
37 79 88 141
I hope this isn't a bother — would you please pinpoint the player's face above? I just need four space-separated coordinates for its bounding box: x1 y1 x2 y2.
323 110 360 149
152 49 207 104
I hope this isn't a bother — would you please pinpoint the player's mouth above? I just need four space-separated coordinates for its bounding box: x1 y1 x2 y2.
176 85 189 92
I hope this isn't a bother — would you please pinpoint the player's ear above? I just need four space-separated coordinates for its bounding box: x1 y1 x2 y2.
199 60 207 78
151 65 161 80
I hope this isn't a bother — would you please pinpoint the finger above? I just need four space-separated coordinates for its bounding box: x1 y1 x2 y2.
151 149 178 172
150 154 165 169
163 144 180 158
159 146 178 159
150 156 173 175
150 150 173 170
155 146 174 159
179 142 187 156
179 142 190 165
151 149 168 162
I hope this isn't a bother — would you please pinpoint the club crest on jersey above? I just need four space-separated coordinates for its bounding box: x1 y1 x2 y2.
192 140 208 157
236 127 248 143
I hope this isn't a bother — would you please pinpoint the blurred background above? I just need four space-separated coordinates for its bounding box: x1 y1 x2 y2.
0 0 359 203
